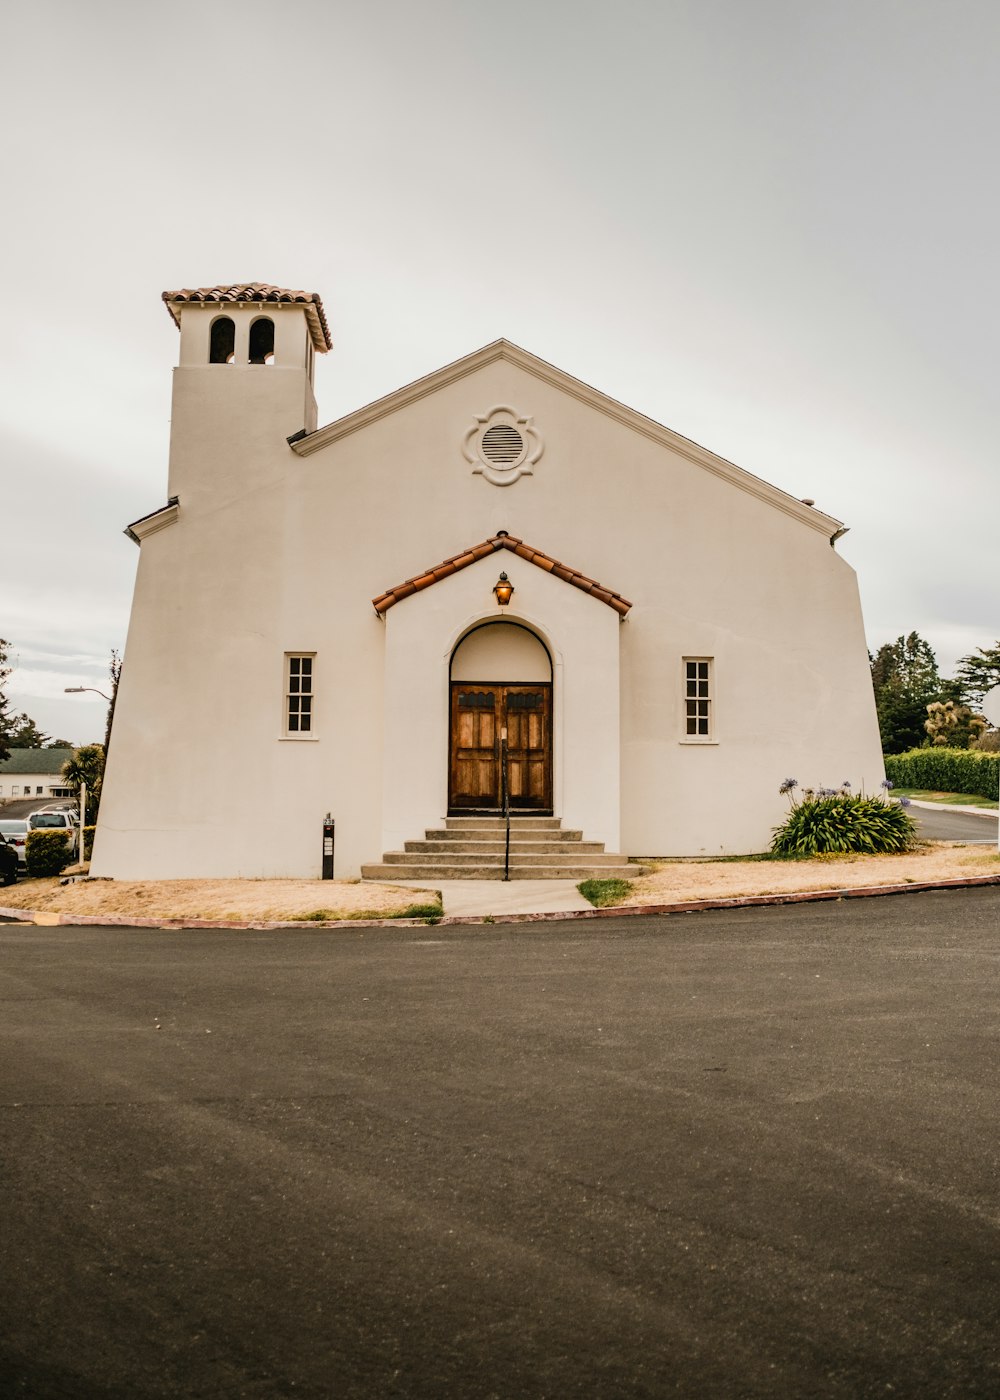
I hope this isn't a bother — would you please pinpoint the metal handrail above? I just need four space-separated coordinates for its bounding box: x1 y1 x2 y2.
500 735 511 881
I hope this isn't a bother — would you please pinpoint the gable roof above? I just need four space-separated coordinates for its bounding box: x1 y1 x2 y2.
162 283 332 352
292 339 845 540
0 747 74 776
372 532 632 617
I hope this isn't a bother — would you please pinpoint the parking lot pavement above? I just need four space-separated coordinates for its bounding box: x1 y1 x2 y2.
912 803 997 842
1 888 998 1399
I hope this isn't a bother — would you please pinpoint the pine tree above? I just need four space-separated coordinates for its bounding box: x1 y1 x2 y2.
0 639 14 763
954 642 1000 707
869 632 942 754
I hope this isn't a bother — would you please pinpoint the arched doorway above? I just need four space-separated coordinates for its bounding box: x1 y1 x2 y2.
449 622 553 813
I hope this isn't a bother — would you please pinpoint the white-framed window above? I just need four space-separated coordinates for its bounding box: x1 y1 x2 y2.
284 653 315 736
11 786 20 796
683 658 713 739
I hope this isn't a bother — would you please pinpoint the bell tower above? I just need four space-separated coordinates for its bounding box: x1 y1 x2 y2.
161 283 332 500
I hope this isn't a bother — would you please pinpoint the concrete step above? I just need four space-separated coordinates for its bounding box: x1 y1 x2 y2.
362 863 641 882
366 814 640 882
424 828 584 843
386 848 627 867
405 839 603 856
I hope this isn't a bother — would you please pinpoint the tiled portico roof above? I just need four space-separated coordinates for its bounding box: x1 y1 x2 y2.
372 533 632 617
162 283 332 351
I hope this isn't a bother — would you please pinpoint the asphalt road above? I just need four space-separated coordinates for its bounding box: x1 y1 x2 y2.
911 804 997 842
2 891 998 1399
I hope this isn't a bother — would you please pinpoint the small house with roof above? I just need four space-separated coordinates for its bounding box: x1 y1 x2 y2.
0 748 75 803
92 283 883 880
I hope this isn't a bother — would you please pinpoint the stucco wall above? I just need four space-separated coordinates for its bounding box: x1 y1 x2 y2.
93 325 883 879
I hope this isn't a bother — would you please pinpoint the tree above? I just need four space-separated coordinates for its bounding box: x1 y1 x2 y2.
954 642 1000 708
61 745 106 826
0 639 49 759
104 649 122 755
870 633 942 754
0 638 13 762
7 714 50 749
924 700 988 749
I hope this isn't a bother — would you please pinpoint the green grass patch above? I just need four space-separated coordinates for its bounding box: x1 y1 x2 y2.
890 788 998 810
578 877 633 908
392 902 443 923
701 853 773 864
291 899 442 923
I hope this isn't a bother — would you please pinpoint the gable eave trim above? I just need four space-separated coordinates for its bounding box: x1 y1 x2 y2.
125 497 179 545
373 533 632 617
292 340 844 539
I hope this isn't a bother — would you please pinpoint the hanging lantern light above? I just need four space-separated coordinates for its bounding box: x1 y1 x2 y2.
493 571 514 606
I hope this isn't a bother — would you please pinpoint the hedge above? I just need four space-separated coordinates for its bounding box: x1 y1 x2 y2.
25 829 75 878
884 748 1000 801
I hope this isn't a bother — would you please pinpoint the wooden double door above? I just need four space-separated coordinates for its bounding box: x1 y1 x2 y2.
449 683 552 813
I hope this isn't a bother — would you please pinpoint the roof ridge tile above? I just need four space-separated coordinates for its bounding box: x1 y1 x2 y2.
373 535 631 617
161 283 331 351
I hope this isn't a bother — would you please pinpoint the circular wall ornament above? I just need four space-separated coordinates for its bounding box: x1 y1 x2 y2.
463 405 543 486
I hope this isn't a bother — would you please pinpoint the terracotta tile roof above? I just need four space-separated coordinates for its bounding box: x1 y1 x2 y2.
162 283 331 351
372 533 632 617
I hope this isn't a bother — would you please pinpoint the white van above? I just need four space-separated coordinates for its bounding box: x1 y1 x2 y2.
26 809 80 854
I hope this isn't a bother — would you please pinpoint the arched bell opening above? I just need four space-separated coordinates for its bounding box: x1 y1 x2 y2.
208 315 236 364
448 621 553 814
248 316 275 365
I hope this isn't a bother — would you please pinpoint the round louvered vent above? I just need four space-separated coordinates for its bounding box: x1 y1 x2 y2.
481 424 524 464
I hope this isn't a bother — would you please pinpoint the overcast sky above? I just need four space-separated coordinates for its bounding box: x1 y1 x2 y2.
3 0 997 744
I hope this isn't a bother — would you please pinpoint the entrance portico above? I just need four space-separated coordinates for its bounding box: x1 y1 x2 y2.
376 534 629 864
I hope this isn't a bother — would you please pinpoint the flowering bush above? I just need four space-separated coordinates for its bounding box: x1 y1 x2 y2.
770 779 918 857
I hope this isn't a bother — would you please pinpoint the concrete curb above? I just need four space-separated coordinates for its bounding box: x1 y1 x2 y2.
2 872 1000 931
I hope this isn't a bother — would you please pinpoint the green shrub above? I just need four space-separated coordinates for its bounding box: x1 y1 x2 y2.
25 829 74 878
884 748 999 800
82 826 96 861
771 782 917 858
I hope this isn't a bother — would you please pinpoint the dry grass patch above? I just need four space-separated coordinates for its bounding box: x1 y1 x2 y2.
626 843 1000 906
5 877 437 923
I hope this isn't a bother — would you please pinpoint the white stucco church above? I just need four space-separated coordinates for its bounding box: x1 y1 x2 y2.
92 283 884 881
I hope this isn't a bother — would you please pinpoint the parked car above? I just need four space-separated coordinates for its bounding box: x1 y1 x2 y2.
26 810 79 853
0 818 29 866
0 832 18 886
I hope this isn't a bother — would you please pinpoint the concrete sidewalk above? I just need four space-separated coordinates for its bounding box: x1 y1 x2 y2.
402 878 594 917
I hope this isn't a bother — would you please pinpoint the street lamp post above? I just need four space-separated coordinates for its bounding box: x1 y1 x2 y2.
64 686 112 701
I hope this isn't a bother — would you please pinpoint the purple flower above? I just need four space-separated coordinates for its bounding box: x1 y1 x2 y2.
898 796 912 807
881 779 893 790
779 778 798 794
842 780 851 789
